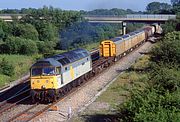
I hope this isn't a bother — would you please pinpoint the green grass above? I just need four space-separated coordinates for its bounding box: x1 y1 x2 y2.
0 74 10 87
82 42 99 51
131 55 150 71
0 54 34 87
96 56 150 107
53 50 67 54
96 72 148 108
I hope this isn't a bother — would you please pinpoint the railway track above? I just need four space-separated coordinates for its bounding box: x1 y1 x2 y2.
5 56 113 122
0 36 160 121
0 87 30 114
4 44 139 121
7 63 113 122
0 75 29 94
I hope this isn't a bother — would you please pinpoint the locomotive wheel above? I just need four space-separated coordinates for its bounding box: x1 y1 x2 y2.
84 74 89 81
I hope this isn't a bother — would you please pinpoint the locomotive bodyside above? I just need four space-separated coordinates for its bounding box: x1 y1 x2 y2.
30 49 92 101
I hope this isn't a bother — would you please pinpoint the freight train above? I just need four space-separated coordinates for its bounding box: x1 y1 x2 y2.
30 24 162 102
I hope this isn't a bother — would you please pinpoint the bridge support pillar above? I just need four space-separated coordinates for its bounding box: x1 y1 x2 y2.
122 22 127 35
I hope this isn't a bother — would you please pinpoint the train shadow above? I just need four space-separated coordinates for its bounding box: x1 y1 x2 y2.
81 114 120 122
116 66 150 74
0 81 35 105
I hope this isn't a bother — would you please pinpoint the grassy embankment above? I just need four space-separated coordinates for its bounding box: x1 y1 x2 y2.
72 55 150 121
82 42 99 51
97 56 149 107
96 56 150 105
0 55 35 87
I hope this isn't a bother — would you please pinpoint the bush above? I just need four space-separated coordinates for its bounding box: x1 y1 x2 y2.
150 63 180 92
117 30 180 121
4 36 38 55
0 58 14 76
118 88 180 122
20 39 38 55
36 41 56 54
151 31 180 65
11 23 39 41
162 20 178 34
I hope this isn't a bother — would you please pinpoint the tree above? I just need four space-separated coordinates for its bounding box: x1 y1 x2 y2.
36 41 56 54
171 0 180 5
0 19 9 40
151 31 180 65
10 23 39 41
0 26 5 40
146 2 172 14
18 23 39 41
5 36 38 55
20 39 38 55
37 22 58 42
162 20 178 33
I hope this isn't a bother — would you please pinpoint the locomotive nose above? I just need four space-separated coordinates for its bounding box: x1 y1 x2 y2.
31 77 54 89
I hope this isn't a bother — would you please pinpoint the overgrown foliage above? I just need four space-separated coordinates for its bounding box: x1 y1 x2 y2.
117 31 180 121
162 17 180 34
0 58 14 76
3 36 38 55
0 6 81 55
151 31 180 65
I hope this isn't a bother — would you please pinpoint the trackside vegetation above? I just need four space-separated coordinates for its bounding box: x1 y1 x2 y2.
0 55 35 87
116 31 180 122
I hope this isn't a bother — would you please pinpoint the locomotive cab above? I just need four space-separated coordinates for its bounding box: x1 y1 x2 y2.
30 66 61 90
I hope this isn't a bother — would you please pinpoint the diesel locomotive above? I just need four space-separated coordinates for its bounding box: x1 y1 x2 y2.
30 24 162 102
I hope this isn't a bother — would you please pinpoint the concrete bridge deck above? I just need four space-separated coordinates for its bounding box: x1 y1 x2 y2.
0 14 176 22
84 14 176 23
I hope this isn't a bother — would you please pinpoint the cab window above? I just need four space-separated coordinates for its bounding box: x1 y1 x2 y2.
32 68 42 76
43 67 55 75
56 67 61 75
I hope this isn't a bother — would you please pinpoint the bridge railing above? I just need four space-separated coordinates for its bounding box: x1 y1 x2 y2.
126 14 176 20
0 14 27 16
84 14 176 20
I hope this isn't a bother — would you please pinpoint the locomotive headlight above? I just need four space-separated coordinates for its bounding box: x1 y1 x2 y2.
31 80 35 84
46 80 49 83
42 85 45 89
50 79 53 84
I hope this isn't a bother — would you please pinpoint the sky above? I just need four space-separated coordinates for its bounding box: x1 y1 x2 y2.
0 0 171 11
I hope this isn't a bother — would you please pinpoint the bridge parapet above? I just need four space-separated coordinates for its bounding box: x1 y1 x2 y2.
84 14 176 22
126 14 176 20
85 14 176 19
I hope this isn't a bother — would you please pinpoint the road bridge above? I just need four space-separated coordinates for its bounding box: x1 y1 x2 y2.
0 14 176 34
84 14 176 34
84 14 176 23
0 14 26 22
